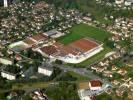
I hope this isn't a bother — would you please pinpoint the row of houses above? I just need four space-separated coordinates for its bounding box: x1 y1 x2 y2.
115 79 133 98
96 0 133 9
89 51 133 98
107 18 133 38
115 0 133 6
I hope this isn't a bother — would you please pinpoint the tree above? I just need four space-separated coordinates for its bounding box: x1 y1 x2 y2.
95 93 112 100
0 92 6 100
55 59 63 65
0 76 12 89
128 70 133 77
106 40 115 49
49 67 62 80
23 95 32 100
46 82 80 100
0 0 3 7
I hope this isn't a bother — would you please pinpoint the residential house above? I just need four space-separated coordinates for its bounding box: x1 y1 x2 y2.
89 80 102 91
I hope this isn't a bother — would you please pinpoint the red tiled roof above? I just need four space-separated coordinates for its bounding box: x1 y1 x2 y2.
128 18 133 23
54 42 63 48
40 45 58 55
31 33 47 41
54 42 79 56
41 38 99 57
89 80 102 87
23 38 35 46
63 45 79 55
32 44 38 49
15 54 22 61
70 38 98 52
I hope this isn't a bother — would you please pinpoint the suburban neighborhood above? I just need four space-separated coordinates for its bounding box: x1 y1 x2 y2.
0 0 132 100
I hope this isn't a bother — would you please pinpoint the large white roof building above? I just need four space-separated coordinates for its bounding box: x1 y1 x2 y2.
38 38 103 64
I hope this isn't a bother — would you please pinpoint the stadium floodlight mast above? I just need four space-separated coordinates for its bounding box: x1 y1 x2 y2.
4 0 8 7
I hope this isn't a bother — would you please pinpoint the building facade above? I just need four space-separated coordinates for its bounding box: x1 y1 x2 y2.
38 66 53 76
1 71 16 80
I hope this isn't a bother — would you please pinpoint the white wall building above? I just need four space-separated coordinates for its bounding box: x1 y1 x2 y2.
0 58 13 65
4 0 8 7
38 66 53 76
89 80 102 91
1 71 16 80
125 0 133 6
78 90 92 100
57 45 103 64
115 0 124 4
39 38 104 64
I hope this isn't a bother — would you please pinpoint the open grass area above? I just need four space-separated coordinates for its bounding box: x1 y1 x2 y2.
58 24 113 67
58 24 111 44
12 82 50 90
78 46 112 67
67 71 89 81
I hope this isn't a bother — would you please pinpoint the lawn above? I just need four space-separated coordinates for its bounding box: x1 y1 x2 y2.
77 46 111 67
12 82 50 90
67 71 89 81
58 24 111 44
58 23 113 67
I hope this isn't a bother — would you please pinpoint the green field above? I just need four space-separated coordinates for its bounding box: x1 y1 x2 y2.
12 82 50 90
58 24 112 67
67 71 89 81
77 47 111 67
58 24 111 44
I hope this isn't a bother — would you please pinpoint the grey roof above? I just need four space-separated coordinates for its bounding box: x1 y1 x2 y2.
127 0 133 2
129 51 133 55
45 29 57 36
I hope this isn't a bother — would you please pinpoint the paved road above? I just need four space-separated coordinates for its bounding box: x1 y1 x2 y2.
52 63 111 85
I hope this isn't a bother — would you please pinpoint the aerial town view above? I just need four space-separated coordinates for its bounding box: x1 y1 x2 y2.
0 0 132 100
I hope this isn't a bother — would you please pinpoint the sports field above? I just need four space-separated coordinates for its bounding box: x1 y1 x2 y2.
58 23 111 44
58 24 112 67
